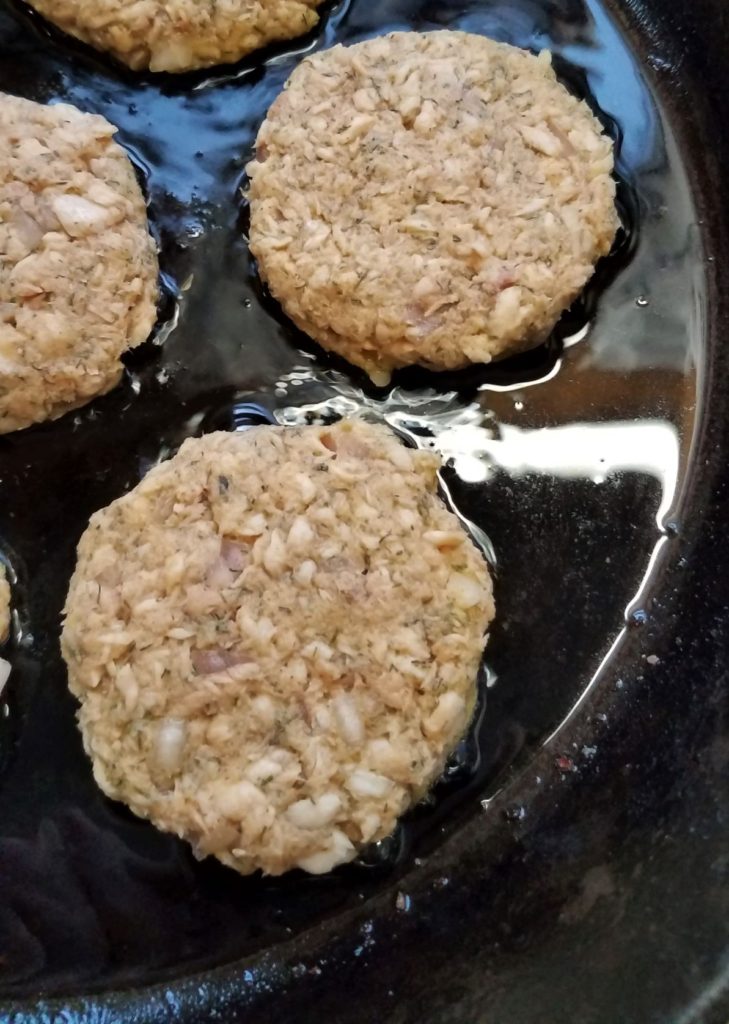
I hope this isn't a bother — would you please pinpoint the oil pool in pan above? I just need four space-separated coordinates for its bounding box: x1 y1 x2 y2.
0 0 704 1005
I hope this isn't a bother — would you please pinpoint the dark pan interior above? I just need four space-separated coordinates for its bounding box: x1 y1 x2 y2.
0 0 727 1021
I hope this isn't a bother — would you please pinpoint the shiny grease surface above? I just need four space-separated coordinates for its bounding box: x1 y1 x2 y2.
0 0 703 1000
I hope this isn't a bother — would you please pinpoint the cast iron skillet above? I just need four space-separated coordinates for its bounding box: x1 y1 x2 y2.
0 0 727 1021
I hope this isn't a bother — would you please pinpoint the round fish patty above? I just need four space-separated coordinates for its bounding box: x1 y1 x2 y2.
0 94 158 434
248 30 618 384
27 0 325 73
62 420 494 876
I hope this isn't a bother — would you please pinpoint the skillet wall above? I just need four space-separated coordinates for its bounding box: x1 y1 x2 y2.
0 0 727 1021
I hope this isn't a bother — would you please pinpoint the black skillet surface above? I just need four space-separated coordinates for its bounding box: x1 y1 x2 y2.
0 0 727 1021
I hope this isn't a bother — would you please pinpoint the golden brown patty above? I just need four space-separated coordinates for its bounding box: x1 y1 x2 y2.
62 420 494 875
248 30 618 384
27 0 325 72
0 93 158 433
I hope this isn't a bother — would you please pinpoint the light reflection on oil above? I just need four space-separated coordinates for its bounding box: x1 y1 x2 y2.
276 387 680 531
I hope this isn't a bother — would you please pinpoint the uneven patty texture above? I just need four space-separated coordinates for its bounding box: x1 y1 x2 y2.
27 0 325 72
0 94 158 433
248 30 618 383
62 420 494 875
0 566 10 642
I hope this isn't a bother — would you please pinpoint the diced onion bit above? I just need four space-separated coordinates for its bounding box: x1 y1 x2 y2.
11 209 44 251
246 756 282 784
294 559 316 585
287 515 314 552
114 663 138 712
347 769 393 799
206 557 237 589
220 538 247 572
216 780 267 819
296 829 355 874
51 193 111 236
262 528 286 575
285 793 342 830
191 647 252 675
447 573 485 609
332 692 365 744
153 718 187 774
519 123 563 157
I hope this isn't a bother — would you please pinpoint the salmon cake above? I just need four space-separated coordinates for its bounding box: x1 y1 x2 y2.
248 30 618 384
62 419 494 875
0 94 158 433
27 0 325 73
